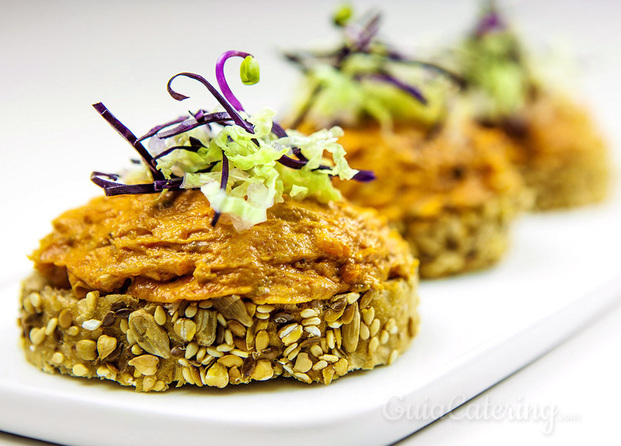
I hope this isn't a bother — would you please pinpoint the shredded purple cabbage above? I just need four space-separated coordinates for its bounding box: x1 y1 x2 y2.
474 4 505 37
92 103 164 180
362 73 427 105
91 50 375 209
167 72 254 133
283 10 467 128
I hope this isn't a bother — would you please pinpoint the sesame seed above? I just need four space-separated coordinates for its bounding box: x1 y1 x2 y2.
58 310 72 329
368 337 379 353
283 342 299 358
281 324 303 346
206 347 223 358
182 367 195 385
185 304 198 318
131 344 144 357
388 349 399 365
320 354 339 363
302 317 321 326
196 347 207 363
345 293 360 305
386 318 398 334
51 352 64 365
29 327 45 345
29 292 42 310
256 304 275 314
370 319 381 337
362 307 375 326
216 343 234 353
82 319 102 331
312 360 328 371
294 372 312 384
380 330 390 345
216 313 227 327
310 344 323 358
300 308 318 318
286 346 301 361
72 364 89 377
224 329 234 346
185 342 199 359
231 349 249 358
154 306 167 326
360 323 370 341
199 300 213 309
45 318 58 336
305 326 321 338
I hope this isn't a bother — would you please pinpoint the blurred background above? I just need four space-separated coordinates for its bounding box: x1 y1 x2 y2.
1 0 619 277
1 1 619 444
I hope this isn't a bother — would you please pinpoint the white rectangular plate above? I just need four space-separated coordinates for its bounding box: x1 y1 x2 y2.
1 186 619 446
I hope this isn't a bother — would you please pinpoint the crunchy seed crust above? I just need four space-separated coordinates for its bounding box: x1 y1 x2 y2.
509 94 609 211
399 193 530 278
19 272 419 391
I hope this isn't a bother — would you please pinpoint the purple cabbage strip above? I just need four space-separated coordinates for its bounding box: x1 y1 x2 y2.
278 155 307 169
138 116 188 141
157 112 232 139
362 73 427 105
167 72 255 134
153 144 202 161
271 121 288 138
216 50 252 112
92 103 165 180
211 154 230 226
475 7 505 37
352 170 375 182
383 51 466 88
220 153 230 191
353 12 381 52
90 172 184 196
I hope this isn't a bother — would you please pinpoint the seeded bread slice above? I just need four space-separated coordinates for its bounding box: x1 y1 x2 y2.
399 192 530 278
19 272 419 391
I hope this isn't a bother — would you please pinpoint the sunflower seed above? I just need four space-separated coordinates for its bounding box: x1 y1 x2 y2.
211 295 253 327
128 309 171 358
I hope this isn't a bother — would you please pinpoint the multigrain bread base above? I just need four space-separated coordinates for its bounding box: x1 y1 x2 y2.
20 273 418 391
19 191 420 391
332 122 531 279
500 93 609 211
398 195 519 278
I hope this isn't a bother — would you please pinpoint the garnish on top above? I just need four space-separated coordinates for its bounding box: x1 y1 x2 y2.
91 50 374 231
284 6 462 130
456 1 535 121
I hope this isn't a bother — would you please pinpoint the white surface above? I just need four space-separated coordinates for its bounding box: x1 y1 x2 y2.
1 1 621 445
401 299 621 446
0 200 620 446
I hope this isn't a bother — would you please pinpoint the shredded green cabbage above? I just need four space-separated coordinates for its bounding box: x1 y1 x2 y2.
293 53 449 130
153 107 358 230
458 30 532 119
